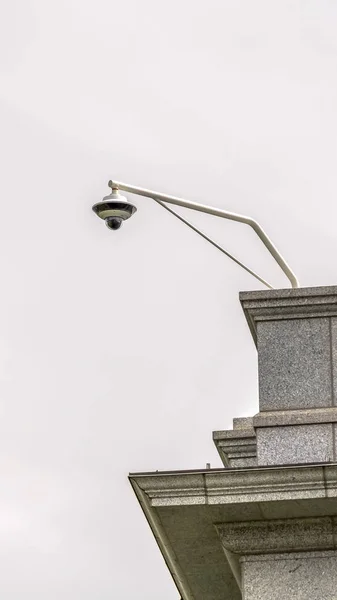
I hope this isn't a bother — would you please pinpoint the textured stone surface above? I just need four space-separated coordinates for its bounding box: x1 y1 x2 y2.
229 457 257 468
233 417 254 429
213 419 257 468
133 463 329 507
240 285 337 346
256 423 334 466
241 551 337 600
331 317 337 405
217 517 337 555
258 497 337 520
130 463 337 600
257 318 332 411
253 407 337 427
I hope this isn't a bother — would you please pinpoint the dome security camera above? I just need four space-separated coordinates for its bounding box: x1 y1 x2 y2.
92 187 137 230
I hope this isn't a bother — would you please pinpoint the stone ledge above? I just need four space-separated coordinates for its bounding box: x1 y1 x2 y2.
213 429 256 440
241 549 337 563
253 407 337 428
240 285 337 346
240 286 337 301
233 417 255 429
216 517 337 555
131 463 337 506
213 417 257 468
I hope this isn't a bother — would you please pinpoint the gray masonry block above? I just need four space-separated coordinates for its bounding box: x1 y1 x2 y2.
240 287 337 414
257 318 332 411
257 423 334 466
241 551 337 600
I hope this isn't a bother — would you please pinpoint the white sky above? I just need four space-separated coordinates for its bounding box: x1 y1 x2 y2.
1 0 337 597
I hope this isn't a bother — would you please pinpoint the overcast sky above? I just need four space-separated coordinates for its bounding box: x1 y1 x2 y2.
1 0 337 598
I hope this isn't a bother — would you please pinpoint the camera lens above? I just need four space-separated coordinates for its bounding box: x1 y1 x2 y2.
105 217 123 230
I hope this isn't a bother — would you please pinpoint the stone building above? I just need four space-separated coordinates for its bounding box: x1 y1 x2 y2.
130 286 337 600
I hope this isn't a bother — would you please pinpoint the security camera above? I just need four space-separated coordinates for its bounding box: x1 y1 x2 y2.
92 188 137 231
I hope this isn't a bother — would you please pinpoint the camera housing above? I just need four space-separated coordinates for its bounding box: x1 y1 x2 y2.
92 189 137 230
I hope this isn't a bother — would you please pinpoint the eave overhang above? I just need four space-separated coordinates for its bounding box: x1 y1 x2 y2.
129 463 337 600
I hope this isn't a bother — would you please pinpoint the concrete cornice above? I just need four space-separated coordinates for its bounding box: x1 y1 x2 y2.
216 516 337 555
253 407 337 428
130 463 337 507
239 285 337 345
129 464 337 600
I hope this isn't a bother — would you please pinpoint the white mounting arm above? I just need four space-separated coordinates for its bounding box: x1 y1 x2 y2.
108 180 299 289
